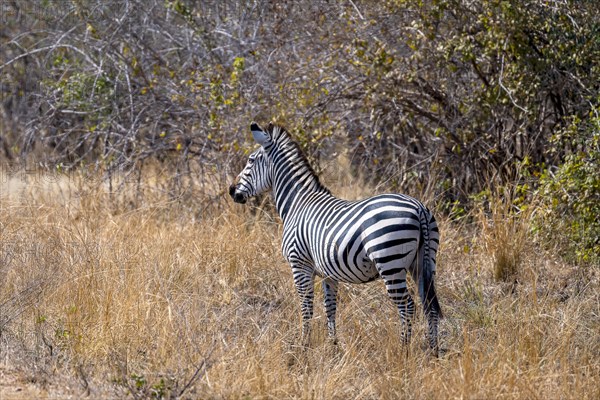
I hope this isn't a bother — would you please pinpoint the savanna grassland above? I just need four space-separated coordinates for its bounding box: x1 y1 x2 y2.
0 169 598 400
2 1 600 398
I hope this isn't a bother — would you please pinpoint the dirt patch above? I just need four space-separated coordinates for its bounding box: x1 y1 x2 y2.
0 364 80 400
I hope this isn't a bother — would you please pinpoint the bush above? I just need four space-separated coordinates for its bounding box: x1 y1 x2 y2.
538 108 600 265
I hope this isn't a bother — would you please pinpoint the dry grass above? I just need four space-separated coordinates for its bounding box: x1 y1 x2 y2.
476 189 532 283
0 170 598 399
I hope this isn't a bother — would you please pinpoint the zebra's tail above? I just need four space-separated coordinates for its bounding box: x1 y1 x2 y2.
419 207 442 319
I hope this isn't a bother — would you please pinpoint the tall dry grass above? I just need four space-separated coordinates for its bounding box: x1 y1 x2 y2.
0 169 598 399
476 188 532 284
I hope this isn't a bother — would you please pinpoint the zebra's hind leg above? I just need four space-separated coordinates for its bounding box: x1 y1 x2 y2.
323 277 339 344
427 308 440 357
397 290 415 346
379 267 415 346
409 250 441 356
291 266 315 346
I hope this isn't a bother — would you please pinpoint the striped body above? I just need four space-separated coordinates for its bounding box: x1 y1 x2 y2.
285 193 438 284
230 123 441 354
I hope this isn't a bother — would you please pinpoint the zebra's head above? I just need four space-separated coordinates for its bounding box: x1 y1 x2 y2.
229 122 274 204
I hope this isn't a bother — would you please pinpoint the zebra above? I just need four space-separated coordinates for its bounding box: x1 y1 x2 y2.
229 122 442 355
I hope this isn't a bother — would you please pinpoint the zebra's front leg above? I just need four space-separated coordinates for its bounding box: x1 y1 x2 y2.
380 267 415 345
323 278 339 344
292 266 315 346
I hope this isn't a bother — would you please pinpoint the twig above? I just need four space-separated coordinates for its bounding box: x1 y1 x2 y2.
348 0 365 21
177 341 215 397
0 44 103 73
499 41 529 113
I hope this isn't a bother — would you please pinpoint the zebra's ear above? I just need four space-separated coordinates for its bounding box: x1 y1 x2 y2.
251 122 270 146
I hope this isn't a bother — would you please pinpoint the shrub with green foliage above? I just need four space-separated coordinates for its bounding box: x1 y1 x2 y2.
538 107 600 265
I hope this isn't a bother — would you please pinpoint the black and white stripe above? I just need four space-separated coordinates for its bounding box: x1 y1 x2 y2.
230 122 442 354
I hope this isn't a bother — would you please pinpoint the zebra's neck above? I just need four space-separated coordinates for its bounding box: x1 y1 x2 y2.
267 136 331 221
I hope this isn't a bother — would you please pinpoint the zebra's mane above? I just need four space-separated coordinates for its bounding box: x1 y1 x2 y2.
267 124 331 195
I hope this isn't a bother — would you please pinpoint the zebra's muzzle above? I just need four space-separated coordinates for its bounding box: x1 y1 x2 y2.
229 184 247 204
